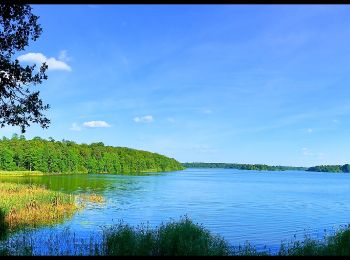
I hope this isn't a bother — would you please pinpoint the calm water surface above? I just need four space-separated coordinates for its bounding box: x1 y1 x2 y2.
2 168 350 253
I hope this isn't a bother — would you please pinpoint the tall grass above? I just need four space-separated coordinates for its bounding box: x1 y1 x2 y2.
103 216 231 256
0 183 77 230
0 210 8 240
2 217 350 256
0 171 45 177
278 225 350 256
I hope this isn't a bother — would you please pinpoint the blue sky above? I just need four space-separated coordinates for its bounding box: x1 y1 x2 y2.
2 4 350 167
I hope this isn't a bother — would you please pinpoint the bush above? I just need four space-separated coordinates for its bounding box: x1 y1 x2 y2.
103 216 230 256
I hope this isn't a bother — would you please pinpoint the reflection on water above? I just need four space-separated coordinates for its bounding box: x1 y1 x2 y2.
0 174 120 193
2 168 350 253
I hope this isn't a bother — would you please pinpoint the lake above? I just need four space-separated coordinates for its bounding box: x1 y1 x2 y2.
1 168 350 254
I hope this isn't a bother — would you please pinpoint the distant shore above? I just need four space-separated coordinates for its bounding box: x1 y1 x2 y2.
182 162 350 173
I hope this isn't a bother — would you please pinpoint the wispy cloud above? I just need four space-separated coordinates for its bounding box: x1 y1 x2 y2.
301 147 326 160
83 121 111 128
58 50 71 62
134 115 154 123
307 128 313 133
166 117 176 123
17 52 71 71
70 123 81 131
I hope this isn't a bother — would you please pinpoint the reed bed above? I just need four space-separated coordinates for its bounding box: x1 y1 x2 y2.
2 215 350 256
0 183 78 230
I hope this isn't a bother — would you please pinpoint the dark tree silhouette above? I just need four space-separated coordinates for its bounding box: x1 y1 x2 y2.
0 4 49 133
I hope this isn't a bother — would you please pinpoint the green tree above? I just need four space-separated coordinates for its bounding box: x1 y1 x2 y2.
341 164 350 173
0 4 49 133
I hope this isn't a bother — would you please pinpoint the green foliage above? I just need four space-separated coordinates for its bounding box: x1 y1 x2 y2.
306 165 349 173
182 162 307 171
188 162 350 173
278 226 350 256
156 217 230 256
341 164 350 173
103 216 230 256
0 209 8 241
0 4 50 133
0 136 184 175
3 217 350 256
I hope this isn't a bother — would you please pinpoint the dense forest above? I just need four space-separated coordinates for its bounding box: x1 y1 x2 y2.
182 162 307 171
0 135 184 174
306 164 350 173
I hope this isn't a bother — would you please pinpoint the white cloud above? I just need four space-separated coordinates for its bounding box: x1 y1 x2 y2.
307 128 313 133
58 50 71 62
134 115 154 123
70 123 81 131
17 52 71 71
302 147 327 160
83 121 111 128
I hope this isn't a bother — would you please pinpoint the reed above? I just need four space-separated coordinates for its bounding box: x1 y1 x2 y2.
0 183 78 230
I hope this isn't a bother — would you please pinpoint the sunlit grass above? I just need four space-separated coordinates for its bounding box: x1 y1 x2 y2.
0 183 78 230
78 193 105 204
0 171 45 177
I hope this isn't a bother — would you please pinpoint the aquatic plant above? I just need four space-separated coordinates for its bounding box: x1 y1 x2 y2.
0 183 77 229
103 216 231 256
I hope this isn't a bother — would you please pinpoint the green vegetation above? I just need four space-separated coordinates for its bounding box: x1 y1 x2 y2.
0 182 77 230
0 210 8 240
0 171 46 177
182 162 307 171
0 217 231 256
278 226 350 256
103 216 230 256
307 164 350 173
0 135 183 175
2 217 350 256
0 4 50 134
184 162 350 174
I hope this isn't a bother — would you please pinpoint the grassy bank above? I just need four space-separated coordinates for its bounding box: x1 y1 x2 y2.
0 171 47 177
0 171 84 177
0 183 78 230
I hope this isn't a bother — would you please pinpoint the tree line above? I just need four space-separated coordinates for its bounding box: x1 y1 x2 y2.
182 162 307 171
306 164 350 173
183 162 350 173
0 135 183 174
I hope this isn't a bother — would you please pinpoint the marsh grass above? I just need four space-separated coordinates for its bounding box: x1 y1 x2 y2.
78 193 105 204
0 171 45 177
278 225 350 256
2 217 350 256
103 216 231 256
0 183 78 230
